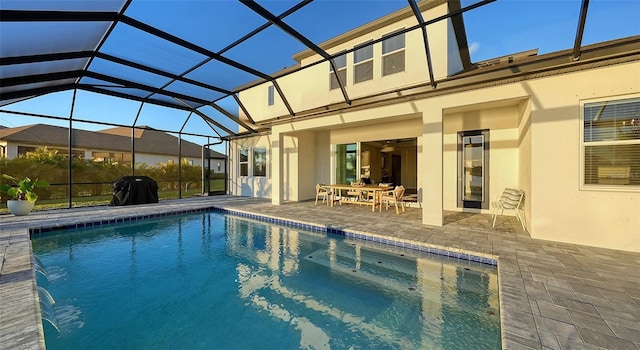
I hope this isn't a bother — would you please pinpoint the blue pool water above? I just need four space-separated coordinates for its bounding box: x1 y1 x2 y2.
32 212 501 349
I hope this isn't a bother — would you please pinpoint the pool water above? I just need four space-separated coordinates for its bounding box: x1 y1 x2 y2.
32 212 501 349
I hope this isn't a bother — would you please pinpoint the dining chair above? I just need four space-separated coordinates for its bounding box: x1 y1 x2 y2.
381 185 406 214
340 181 365 202
315 184 333 206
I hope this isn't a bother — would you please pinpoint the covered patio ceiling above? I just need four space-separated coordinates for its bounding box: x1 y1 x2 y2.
0 0 595 139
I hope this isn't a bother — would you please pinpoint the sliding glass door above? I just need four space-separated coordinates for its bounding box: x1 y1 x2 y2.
335 143 357 184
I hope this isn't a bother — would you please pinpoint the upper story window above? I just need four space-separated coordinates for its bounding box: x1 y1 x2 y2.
582 96 640 189
382 29 405 76
267 85 275 106
353 41 373 83
329 53 347 90
239 148 249 177
253 148 267 177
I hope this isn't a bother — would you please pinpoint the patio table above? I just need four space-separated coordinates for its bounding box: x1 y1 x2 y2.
326 184 392 212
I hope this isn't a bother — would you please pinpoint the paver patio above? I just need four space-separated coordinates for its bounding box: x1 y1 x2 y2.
1 196 639 349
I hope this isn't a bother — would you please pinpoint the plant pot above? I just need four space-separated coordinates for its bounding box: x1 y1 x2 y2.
7 200 35 216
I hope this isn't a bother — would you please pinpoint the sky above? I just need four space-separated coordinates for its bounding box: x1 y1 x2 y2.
1 0 639 154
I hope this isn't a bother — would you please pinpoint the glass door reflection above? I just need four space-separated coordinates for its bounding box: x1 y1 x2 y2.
457 130 489 209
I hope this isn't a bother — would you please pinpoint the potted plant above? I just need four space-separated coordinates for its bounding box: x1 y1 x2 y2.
0 174 49 216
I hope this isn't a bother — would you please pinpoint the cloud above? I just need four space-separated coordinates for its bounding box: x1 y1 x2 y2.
468 42 480 55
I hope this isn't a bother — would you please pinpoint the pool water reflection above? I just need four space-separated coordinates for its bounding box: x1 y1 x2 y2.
32 212 501 349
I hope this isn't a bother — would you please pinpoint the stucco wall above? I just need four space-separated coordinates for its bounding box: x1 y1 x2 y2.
518 100 533 232
297 132 318 201
442 104 521 213
416 62 640 252
231 0 639 252
230 135 272 198
524 64 639 252
233 61 640 252
239 3 456 123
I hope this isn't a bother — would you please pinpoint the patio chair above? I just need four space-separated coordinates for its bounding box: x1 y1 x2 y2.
381 185 406 214
344 191 364 202
365 182 391 202
491 188 526 231
315 184 333 206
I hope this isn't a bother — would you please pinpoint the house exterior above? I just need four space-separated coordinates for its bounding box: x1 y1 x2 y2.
0 124 226 170
227 1 640 252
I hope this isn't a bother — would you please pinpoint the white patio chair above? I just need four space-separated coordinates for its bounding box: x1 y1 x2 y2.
491 188 526 231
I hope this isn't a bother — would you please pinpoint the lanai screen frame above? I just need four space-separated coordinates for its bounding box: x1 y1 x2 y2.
0 0 592 208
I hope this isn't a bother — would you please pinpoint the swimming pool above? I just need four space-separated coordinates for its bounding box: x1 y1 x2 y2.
32 211 501 349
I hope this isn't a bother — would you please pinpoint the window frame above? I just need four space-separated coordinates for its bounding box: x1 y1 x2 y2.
329 52 347 90
267 85 275 106
252 147 267 178
381 29 405 77
239 148 249 177
353 41 374 84
580 94 640 191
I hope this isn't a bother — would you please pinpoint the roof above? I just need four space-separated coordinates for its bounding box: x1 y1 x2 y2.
0 0 479 138
0 124 226 158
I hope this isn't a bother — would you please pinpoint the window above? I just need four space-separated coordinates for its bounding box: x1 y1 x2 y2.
217 162 221 172
329 53 347 90
267 85 275 106
353 42 373 83
382 29 405 76
239 148 248 177
92 152 131 165
253 148 267 177
582 96 640 188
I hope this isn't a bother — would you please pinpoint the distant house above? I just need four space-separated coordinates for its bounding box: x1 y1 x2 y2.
0 124 226 172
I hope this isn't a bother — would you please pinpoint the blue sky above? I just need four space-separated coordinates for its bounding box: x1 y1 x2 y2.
1 0 639 154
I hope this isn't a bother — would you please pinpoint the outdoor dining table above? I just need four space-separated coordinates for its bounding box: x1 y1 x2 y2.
326 184 392 212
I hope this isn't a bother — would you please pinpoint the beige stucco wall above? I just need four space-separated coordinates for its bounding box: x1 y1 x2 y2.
413 62 640 252
524 65 639 252
518 100 533 233
442 104 521 212
234 60 640 252
231 1 640 252
240 2 456 124
286 131 317 202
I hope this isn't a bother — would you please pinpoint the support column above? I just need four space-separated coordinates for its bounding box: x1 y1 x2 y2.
422 107 443 226
271 131 284 205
